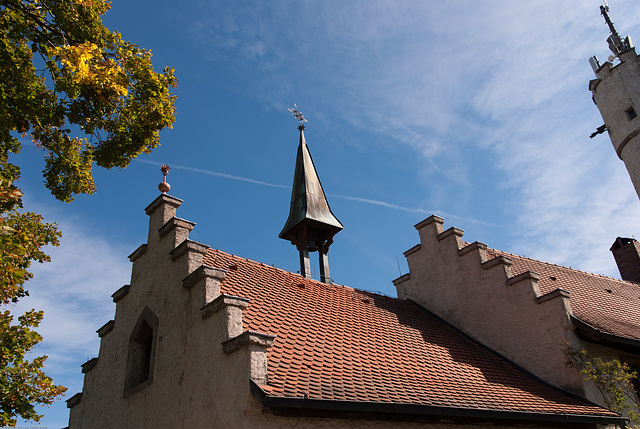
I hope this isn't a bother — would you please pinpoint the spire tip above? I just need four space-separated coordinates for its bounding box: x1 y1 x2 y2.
289 104 308 129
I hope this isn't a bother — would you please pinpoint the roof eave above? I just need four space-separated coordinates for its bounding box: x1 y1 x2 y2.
571 315 640 352
250 381 625 427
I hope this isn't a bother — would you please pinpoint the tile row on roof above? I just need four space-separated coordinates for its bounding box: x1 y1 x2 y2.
202 249 620 421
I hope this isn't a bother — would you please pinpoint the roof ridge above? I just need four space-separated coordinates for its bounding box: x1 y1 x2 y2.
206 247 393 298
488 247 635 286
207 247 321 280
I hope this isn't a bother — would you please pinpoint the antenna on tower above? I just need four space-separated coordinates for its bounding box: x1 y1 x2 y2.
600 2 632 55
589 55 601 74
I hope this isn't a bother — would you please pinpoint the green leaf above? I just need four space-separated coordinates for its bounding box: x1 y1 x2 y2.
0 0 177 423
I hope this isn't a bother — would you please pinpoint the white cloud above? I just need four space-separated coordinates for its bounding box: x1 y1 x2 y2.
6 201 133 427
183 1 640 274
13 206 132 374
16 1 640 426
9 2 640 425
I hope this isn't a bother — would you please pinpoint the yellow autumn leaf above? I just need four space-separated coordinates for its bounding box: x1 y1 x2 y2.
53 42 128 98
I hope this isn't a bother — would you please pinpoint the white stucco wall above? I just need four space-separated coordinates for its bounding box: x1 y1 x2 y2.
393 215 640 414
67 195 271 428
394 216 586 396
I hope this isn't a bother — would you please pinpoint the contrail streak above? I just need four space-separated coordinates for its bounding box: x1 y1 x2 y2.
135 159 493 226
135 159 289 189
332 195 495 226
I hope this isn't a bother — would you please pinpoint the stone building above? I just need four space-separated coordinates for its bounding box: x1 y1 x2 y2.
394 217 640 411
389 7 640 418
589 4 640 199
66 193 624 429
65 127 623 428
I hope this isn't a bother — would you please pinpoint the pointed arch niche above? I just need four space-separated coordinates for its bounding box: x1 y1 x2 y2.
124 307 158 397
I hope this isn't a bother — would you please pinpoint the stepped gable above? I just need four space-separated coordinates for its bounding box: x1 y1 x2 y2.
203 248 617 417
487 248 640 342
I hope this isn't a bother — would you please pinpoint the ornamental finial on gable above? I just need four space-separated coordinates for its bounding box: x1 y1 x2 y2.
158 164 171 193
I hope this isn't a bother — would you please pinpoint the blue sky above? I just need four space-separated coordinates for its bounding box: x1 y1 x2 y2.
11 1 640 426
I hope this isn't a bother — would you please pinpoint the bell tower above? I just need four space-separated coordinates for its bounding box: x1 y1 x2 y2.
280 106 343 283
589 4 640 200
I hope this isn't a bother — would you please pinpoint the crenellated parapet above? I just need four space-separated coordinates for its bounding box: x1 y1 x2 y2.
394 215 583 395
67 193 276 428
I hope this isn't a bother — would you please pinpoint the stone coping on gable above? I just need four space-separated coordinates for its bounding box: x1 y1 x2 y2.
112 285 130 303
535 288 571 304
97 320 114 338
481 255 513 270
81 357 98 374
128 244 147 262
458 241 488 256
183 265 226 290
222 330 276 355
403 244 421 257
437 226 464 242
392 273 410 286
66 392 82 408
506 270 540 286
414 215 443 230
144 193 182 216
158 216 196 238
201 293 249 319
170 239 210 261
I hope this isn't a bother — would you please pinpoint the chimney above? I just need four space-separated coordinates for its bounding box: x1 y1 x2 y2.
610 237 640 283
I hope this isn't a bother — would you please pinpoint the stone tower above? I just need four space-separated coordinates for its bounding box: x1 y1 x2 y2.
589 5 640 199
280 123 343 284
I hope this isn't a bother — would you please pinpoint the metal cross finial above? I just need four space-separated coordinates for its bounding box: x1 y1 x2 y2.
288 104 308 130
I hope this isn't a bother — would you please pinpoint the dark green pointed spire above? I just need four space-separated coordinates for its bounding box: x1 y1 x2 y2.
280 121 342 284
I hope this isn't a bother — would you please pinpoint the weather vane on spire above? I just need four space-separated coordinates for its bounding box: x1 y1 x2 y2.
288 104 308 130
158 164 171 194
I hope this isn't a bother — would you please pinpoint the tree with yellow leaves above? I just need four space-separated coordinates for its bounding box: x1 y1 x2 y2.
566 345 640 428
0 0 177 424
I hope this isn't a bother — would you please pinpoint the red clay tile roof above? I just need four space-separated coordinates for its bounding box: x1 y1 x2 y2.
488 248 640 342
203 249 619 419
